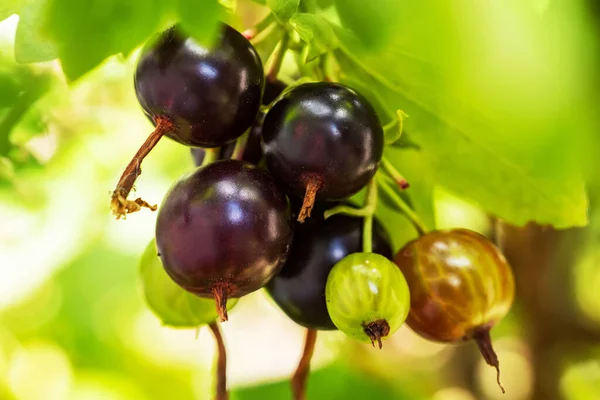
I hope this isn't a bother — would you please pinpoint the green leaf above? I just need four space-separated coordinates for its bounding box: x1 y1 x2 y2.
43 0 169 81
266 0 299 23
0 0 23 22
139 239 238 327
0 156 15 181
232 363 412 400
0 71 53 155
332 0 592 229
333 0 400 52
218 0 237 12
289 13 338 61
317 0 335 9
0 73 20 108
14 0 59 64
337 46 587 228
175 0 225 47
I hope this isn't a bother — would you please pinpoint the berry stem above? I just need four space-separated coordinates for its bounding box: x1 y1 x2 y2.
231 129 250 160
472 326 505 394
246 13 276 42
380 156 409 190
323 180 378 243
383 109 408 145
291 328 317 400
212 284 230 322
376 174 428 236
201 147 221 167
318 53 337 82
110 116 173 219
362 179 378 253
323 204 373 219
208 322 229 400
297 178 322 223
267 33 290 83
293 46 316 79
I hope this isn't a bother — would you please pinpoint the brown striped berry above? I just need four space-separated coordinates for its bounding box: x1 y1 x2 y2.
394 228 515 393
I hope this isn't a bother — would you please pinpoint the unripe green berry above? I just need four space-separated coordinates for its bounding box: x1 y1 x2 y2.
139 239 238 328
325 252 410 348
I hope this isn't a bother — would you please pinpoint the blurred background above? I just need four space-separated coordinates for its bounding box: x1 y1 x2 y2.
1 0 600 399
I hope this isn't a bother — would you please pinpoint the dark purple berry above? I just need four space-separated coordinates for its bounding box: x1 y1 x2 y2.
266 214 393 330
111 23 265 219
135 23 265 147
155 159 294 322
261 82 384 222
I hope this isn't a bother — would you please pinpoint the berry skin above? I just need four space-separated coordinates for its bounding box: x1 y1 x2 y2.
135 23 265 148
139 239 238 328
155 159 294 322
261 82 384 222
394 228 515 392
266 214 393 331
325 253 411 348
190 79 287 166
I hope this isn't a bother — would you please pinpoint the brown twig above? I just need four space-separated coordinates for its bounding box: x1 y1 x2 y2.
291 329 317 400
110 116 173 219
208 322 229 400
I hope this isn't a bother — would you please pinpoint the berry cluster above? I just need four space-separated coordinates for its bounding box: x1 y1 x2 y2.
116 22 516 400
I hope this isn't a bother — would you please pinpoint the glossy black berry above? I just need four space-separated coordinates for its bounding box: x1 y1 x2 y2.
155 159 294 322
266 214 393 330
135 23 265 147
261 82 384 222
111 24 266 219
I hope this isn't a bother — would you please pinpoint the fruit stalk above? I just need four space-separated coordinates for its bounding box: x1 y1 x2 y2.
110 116 173 219
267 34 290 83
380 156 409 189
472 327 505 394
230 129 250 160
208 322 229 400
291 328 317 400
245 13 276 42
202 147 221 167
362 179 377 253
322 180 378 252
212 285 230 323
376 174 427 236
382 110 408 145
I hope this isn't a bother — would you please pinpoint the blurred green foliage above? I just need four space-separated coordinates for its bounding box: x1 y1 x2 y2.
1 0 600 399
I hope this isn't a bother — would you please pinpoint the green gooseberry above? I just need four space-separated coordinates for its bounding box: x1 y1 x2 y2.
138 239 238 328
325 252 410 348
